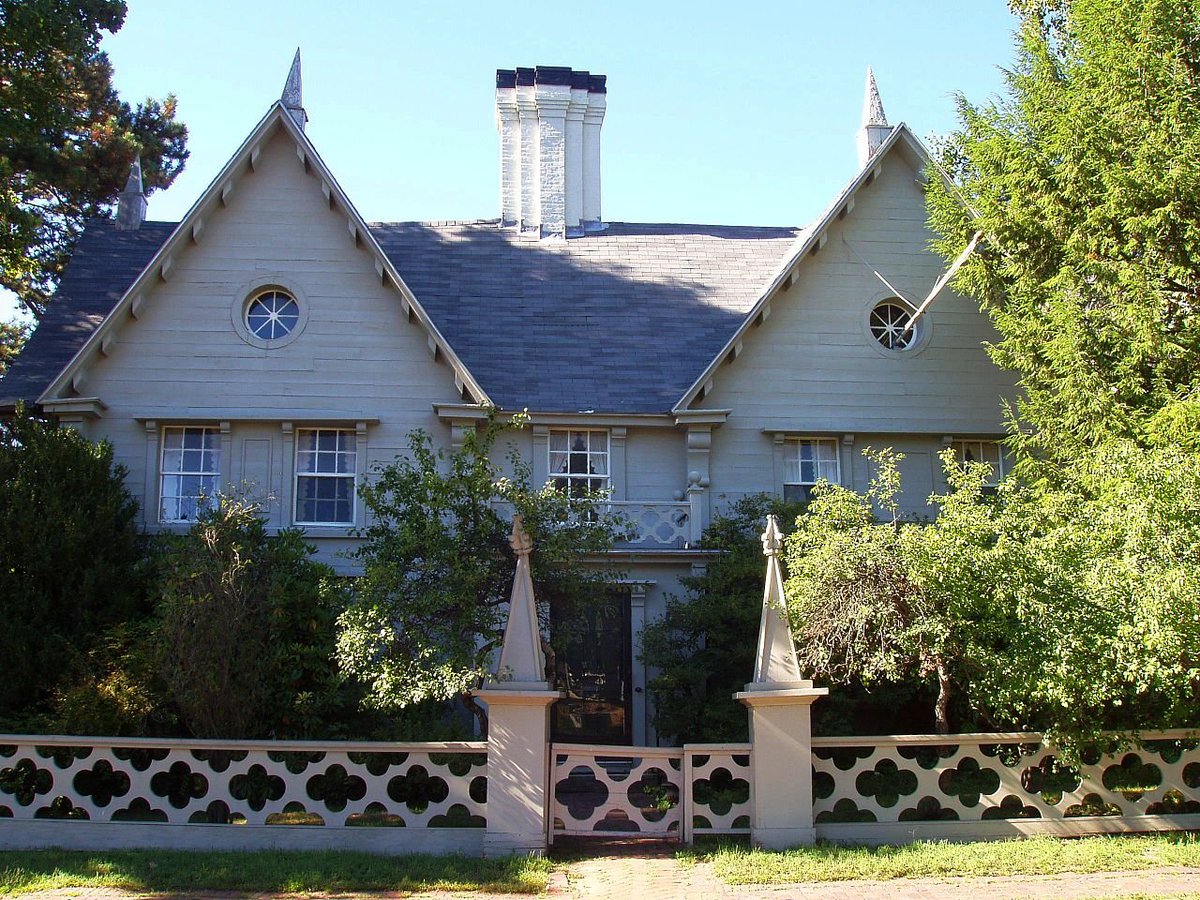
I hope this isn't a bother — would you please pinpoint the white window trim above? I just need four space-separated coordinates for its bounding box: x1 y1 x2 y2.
951 439 1006 488
293 426 359 527
548 428 611 497
782 437 841 502
158 425 223 524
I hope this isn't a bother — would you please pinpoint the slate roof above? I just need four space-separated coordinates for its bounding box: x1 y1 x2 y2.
1 218 802 414
373 221 801 412
1 221 177 407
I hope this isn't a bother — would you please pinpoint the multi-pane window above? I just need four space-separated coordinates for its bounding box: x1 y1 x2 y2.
160 426 221 522
953 440 1005 488
783 438 839 503
870 300 918 350
295 429 357 524
549 430 609 497
246 289 300 341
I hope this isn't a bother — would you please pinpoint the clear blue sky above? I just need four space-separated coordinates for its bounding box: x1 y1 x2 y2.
3 0 1021 320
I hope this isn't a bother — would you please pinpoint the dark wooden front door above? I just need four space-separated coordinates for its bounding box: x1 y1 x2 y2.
550 587 633 745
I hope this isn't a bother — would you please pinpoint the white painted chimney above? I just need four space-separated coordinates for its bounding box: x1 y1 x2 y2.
857 66 891 168
496 67 606 238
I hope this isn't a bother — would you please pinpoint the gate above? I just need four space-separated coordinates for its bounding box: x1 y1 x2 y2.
548 743 684 842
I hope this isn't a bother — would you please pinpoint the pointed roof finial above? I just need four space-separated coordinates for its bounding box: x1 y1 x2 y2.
124 157 144 194
115 157 147 231
281 48 308 131
863 66 888 128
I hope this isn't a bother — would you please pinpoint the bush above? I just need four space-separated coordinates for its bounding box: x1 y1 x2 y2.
0 409 147 724
153 496 354 739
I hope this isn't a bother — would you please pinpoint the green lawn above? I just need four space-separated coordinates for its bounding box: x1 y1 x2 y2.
0 848 551 895
686 833 1200 884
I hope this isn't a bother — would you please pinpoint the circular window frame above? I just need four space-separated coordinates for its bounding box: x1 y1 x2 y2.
860 293 931 357
231 277 309 349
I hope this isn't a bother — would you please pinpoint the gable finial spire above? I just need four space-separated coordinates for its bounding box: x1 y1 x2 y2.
857 66 892 167
281 48 307 131
115 157 146 231
863 65 888 128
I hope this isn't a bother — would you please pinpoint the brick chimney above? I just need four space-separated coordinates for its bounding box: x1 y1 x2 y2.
496 66 606 238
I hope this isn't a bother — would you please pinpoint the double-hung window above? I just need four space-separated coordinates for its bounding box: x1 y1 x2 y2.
295 428 357 525
953 440 1005 489
783 438 839 503
160 426 221 522
549 429 609 497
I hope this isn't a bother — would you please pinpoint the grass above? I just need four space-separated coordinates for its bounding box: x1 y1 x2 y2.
684 833 1200 884
0 848 552 895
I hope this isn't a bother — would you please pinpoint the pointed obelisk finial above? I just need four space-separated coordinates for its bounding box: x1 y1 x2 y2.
857 66 892 168
490 515 550 689
115 157 147 231
863 66 888 127
746 515 810 690
281 48 308 131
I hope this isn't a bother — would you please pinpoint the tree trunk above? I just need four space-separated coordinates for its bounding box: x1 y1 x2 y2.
935 660 951 735
462 691 489 738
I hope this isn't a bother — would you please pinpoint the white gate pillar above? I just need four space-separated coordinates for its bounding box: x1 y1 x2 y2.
474 515 562 856
735 516 827 849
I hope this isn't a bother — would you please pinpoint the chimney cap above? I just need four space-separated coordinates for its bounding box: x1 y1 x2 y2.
496 69 517 89
515 67 536 86
534 66 573 86
588 74 607 94
570 70 591 90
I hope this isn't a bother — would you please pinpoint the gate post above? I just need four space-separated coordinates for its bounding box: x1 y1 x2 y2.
475 516 562 857
735 516 827 849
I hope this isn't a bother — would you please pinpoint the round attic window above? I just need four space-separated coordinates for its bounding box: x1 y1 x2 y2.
869 300 918 351
246 290 300 341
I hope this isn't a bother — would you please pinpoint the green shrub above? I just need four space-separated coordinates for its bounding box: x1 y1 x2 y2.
0 409 148 724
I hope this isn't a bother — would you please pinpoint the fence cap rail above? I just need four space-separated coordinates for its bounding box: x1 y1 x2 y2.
0 734 488 753
810 729 1200 747
551 742 683 757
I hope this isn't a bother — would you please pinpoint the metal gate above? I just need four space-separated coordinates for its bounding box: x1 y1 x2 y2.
548 743 684 842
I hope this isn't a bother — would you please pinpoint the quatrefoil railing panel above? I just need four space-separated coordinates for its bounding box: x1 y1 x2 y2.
0 737 488 828
811 731 1200 826
550 744 684 838
685 744 753 838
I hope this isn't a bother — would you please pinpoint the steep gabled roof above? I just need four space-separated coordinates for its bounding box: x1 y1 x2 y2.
372 221 799 413
672 123 934 412
0 221 173 407
23 103 491 410
2 218 799 414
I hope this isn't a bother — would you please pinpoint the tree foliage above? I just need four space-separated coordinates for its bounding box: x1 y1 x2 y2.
784 445 1200 747
336 415 629 731
0 408 146 725
0 0 188 315
641 495 805 744
928 0 1200 459
0 318 29 377
153 496 352 739
785 450 1003 735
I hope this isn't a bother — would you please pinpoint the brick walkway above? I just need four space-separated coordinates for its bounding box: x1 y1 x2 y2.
15 845 1200 900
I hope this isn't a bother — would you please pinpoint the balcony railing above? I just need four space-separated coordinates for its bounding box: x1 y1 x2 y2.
490 499 696 549
608 500 691 548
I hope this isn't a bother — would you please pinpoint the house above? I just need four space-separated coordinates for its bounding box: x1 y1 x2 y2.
0 59 1018 746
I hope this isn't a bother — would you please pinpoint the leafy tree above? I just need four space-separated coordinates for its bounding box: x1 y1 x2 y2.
784 449 1004 735
0 318 29 377
0 0 188 316
336 415 629 733
0 408 147 725
641 495 805 743
927 0 1200 460
154 495 354 739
